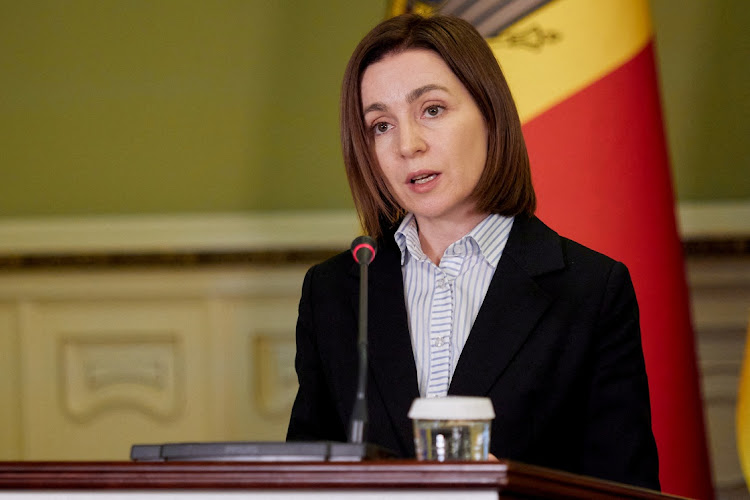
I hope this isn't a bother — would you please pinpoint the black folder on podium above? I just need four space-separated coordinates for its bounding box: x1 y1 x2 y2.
131 441 394 462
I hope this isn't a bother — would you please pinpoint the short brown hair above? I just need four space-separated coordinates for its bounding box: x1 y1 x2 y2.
340 14 536 239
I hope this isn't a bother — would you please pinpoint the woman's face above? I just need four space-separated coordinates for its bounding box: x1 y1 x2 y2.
360 48 488 228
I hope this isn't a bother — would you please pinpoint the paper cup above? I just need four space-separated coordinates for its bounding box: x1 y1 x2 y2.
408 396 495 461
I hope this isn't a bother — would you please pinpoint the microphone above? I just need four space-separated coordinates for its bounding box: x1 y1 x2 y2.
351 235 376 265
349 235 377 444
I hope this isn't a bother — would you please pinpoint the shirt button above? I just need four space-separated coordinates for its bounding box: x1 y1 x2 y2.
434 336 450 347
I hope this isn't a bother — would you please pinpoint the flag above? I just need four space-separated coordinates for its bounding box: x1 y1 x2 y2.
388 0 715 497
737 322 750 490
488 1 713 497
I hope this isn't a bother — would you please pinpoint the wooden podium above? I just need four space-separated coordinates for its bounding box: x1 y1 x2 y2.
0 460 684 499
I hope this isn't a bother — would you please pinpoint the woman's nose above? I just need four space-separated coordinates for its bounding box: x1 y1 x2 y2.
397 119 427 157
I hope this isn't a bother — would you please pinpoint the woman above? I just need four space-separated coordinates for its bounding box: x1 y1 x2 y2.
287 13 659 490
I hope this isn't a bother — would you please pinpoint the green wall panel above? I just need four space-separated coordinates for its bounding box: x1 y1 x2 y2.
651 0 750 201
0 0 747 217
0 1 386 215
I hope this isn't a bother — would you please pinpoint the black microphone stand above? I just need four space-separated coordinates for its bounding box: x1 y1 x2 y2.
349 250 370 443
348 235 376 444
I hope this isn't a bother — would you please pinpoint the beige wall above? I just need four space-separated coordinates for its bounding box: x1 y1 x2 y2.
0 0 748 218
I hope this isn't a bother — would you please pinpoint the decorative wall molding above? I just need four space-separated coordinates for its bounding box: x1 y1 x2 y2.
0 201 747 262
678 201 750 239
253 335 298 418
0 211 361 255
0 268 306 460
60 334 182 422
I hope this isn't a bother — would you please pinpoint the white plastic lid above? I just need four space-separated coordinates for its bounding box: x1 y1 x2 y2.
408 396 495 420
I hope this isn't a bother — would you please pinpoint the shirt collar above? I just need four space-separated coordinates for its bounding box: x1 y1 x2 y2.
394 213 514 268
394 213 421 265
469 213 514 268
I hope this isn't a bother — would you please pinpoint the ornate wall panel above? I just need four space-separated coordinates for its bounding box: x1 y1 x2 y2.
21 299 213 460
209 295 302 442
0 265 310 461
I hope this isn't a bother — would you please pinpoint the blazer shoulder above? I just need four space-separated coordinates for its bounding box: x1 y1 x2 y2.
508 215 630 282
309 249 353 275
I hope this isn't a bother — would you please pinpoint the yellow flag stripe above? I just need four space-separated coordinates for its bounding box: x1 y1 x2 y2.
738 321 750 487
488 0 653 123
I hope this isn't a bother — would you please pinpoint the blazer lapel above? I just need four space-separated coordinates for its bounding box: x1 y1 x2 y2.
352 237 419 452
449 215 565 396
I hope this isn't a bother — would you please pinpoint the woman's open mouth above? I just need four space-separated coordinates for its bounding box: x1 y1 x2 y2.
410 173 438 184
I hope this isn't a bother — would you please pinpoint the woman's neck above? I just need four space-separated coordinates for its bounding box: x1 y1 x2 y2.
416 211 489 265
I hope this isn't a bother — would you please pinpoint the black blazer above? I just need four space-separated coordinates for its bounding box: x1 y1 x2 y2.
287 215 659 490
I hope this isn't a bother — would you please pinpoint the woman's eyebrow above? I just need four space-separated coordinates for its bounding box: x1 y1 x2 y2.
362 84 449 115
363 102 387 115
406 84 448 103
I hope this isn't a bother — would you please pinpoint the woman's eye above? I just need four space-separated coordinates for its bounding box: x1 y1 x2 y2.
425 105 443 117
373 122 391 135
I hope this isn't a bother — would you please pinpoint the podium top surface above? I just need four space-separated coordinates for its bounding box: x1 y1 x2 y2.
0 460 683 499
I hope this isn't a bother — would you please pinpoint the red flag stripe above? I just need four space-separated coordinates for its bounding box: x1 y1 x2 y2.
523 41 714 499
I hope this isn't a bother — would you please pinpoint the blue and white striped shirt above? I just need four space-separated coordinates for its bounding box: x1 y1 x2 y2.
395 213 514 398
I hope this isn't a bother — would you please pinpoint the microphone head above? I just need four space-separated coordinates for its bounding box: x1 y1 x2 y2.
351 235 377 265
